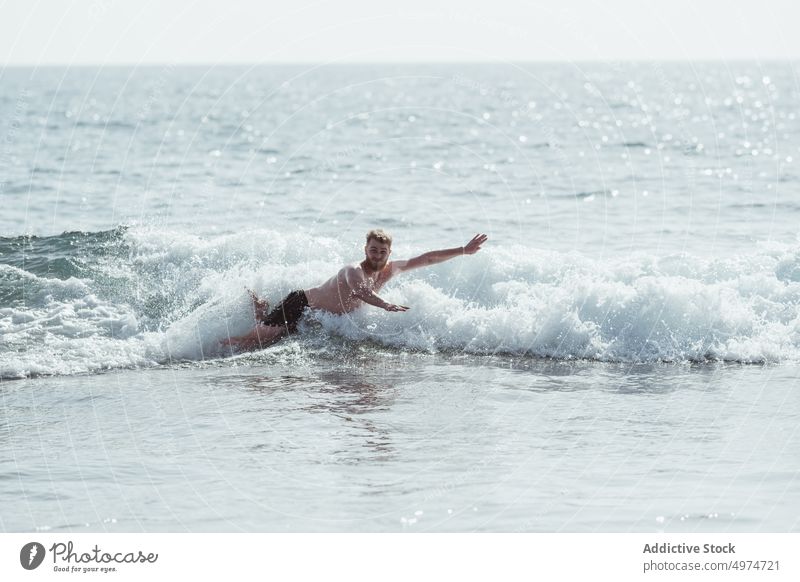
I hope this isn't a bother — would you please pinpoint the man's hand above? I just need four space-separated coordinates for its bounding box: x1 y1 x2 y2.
463 233 488 255
384 303 410 312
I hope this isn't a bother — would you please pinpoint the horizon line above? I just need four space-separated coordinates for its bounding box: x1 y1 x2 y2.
3 57 800 68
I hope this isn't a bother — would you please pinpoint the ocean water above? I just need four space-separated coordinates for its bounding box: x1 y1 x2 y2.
1 63 799 532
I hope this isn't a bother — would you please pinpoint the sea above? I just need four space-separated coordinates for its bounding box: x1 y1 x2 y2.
0 63 798 532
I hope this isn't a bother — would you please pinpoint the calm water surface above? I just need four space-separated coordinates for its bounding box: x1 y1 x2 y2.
2 351 797 532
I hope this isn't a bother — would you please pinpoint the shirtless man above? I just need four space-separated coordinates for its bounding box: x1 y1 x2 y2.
222 229 488 351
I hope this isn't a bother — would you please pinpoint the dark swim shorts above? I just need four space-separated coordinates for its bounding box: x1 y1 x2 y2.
261 290 309 332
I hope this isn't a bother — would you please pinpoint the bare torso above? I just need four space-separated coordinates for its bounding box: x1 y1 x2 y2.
304 262 396 314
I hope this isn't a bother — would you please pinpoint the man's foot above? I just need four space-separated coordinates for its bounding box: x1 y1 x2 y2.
248 289 269 321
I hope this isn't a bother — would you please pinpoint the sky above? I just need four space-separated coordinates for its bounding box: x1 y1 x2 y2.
1 0 799 65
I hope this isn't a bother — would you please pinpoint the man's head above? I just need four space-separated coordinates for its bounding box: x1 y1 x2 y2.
364 229 392 271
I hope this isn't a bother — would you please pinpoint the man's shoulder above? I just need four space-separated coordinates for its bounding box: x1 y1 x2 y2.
334 262 359 274
340 263 368 283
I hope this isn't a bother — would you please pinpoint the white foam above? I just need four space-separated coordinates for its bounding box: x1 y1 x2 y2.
307 242 800 363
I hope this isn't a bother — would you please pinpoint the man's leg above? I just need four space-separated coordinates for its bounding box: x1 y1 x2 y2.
221 324 286 350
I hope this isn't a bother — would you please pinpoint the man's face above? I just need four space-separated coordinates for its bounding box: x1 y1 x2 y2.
364 239 391 270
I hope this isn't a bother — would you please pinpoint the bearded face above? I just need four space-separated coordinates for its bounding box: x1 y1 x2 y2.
364 240 391 271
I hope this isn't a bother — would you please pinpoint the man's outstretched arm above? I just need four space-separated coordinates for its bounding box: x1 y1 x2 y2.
394 233 488 273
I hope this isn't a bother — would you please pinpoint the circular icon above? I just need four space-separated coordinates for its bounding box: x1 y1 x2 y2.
20 542 46 570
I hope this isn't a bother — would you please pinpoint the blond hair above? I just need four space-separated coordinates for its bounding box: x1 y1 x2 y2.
365 229 392 247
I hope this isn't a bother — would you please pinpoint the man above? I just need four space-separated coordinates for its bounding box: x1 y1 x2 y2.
222 229 488 350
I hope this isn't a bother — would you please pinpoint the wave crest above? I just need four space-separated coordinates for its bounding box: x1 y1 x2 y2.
2 227 800 377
